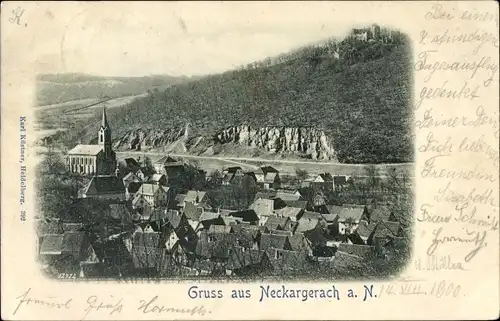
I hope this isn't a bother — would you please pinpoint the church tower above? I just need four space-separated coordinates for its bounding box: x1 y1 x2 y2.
98 107 112 158
97 107 116 175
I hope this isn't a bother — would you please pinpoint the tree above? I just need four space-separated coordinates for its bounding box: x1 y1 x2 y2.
179 163 206 191
364 164 381 191
295 168 308 182
239 175 258 209
36 151 85 219
142 156 155 176
207 169 223 188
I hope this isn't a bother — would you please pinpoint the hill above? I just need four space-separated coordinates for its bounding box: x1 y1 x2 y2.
36 73 194 106
61 25 414 164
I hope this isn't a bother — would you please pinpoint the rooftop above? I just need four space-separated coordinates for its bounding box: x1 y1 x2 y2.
68 144 103 156
83 175 125 195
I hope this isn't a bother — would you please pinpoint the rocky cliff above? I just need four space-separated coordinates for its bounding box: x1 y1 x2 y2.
113 127 186 151
215 125 337 160
114 125 338 161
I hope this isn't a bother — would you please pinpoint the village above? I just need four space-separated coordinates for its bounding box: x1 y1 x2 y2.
36 108 412 280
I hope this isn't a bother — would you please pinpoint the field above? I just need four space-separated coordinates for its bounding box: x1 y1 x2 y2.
115 151 415 177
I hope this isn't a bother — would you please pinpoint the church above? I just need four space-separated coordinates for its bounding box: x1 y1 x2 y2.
66 108 117 175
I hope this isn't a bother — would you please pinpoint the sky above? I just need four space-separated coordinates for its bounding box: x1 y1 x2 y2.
22 2 400 77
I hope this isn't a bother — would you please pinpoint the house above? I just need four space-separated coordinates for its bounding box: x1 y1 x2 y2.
153 155 182 173
282 200 308 209
195 230 237 260
301 210 323 221
228 209 259 225
154 156 185 183
253 168 266 186
232 225 262 249
132 193 149 210
301 211 328 230
264 216 294 232
263 172 280 190
164 210 197 245
163 228 191 266
301 173 333 190
226 247 272 276
81 175 126 200
250 197 286 221
275 190 302 201
253 191 277 201
295 217 327 246
222 167 244 185
39 232 94 264
259 233 292 252
134 183 173 208
288 233 313 256
353 221 378 245
124 158 141 173
333 176 348 191
66 108 116 175
253 166 280 189
184 190 209 207
367 220 403 246
249 198 273 226
125 181 142 200
337 243 375 259
274 206 304 222
266 248 311 273
208 224 234 235
361 205 398 225
222 215 240 226
174 194 187 211
146 174 168 186
183 202 204 230
135 169 146 181
315 204 342 215
122 172 141 188
295 217 322 235
160 211 197 265
123 172 143 200
198 212 225 230
336 206 366 235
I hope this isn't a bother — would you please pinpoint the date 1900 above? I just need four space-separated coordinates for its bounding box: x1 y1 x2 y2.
378 280 461 298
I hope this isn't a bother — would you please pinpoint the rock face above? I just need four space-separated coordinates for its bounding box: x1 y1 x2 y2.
113 128 185 151
215 125 337 160
115 125 337 161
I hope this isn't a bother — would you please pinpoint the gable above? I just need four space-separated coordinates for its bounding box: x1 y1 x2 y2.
314 176 325 182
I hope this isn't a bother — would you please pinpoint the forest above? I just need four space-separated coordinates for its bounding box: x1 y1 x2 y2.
48 25 414 164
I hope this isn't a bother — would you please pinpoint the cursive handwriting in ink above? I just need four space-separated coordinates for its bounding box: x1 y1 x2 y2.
13 288 72 315
9 6 25 26
138 295 208 316
82 295 124 319
427 226 488 262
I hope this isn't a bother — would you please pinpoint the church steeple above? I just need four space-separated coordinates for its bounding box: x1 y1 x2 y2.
98 107 112 157
101 106 109 128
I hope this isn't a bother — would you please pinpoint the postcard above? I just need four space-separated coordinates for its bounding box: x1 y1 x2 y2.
1 1 498 320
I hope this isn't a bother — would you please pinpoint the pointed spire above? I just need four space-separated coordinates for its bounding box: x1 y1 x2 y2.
101 107 109 128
